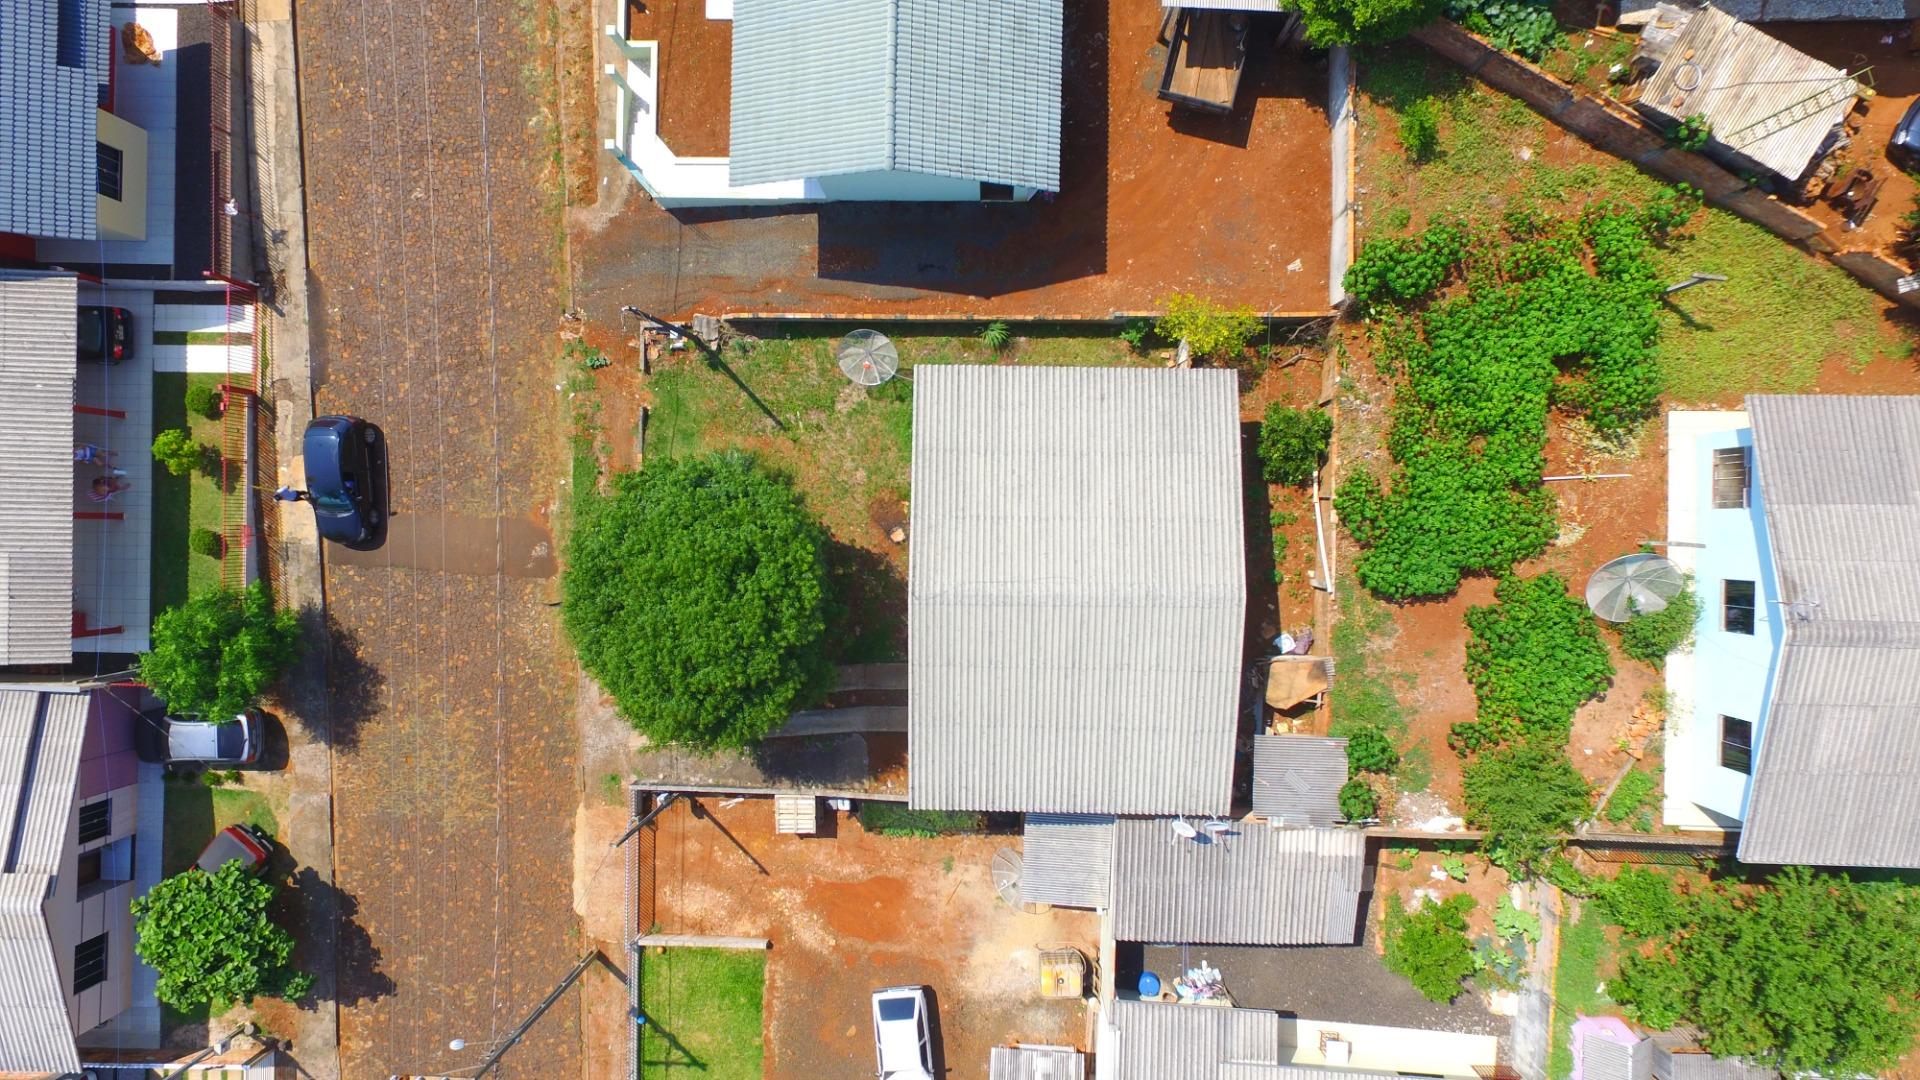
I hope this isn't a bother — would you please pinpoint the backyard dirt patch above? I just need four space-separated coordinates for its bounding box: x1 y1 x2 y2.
638 796 1098 1080
574 0 1335 318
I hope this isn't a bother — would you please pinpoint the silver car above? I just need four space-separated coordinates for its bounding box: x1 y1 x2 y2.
135 709 260 766
871 985 934 1080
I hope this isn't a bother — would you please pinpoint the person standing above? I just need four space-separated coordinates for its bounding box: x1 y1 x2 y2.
273 484 311 504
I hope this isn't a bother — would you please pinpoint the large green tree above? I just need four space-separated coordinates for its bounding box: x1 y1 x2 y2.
1611 867 1920 1075
132 860 312 1009
1461 739 1590 875
562 452 833 750
138 582 300 718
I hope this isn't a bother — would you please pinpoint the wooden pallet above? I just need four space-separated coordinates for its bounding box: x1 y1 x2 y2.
773 794 819 835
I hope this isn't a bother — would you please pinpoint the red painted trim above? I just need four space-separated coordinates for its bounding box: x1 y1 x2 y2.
74 405 126 419
73 511 123 521
72 624 124 639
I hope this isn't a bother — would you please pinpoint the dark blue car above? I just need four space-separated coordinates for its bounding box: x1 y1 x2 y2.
303 415 386 548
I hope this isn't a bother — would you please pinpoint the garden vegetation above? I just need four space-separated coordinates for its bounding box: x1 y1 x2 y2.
1453 573 1613 752
1384 893 1478 1002
562 452 834 751
1258 404 1333 486
133 860 311 1009
1461 739 1591 875
1155 293 1260 360
1616 583 1699 667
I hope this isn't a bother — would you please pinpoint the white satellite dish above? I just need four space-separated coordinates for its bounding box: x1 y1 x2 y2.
1586 553 1686 623
836 329 900 386
1169 819 1199 840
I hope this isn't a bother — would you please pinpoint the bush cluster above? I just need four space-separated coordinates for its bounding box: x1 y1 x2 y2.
1447 0 1560 59
1258 405 1332 486
1601 767 1658 828
1338 777 1378 821
1344 725 1399 774
1461 739 1591 875
189 527 224 559
1595 866 1682 938
133 858 311 1009
152 428 207 477
856 804 983 838
1399 98 1440 162
1336 196 1694 599
1616 584 1700 668
1155 293 1260 360
1461 573 1614 744
185 382 223 420
1384 893 1478 1003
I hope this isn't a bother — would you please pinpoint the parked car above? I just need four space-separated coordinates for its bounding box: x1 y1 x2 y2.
1890 98 1920 169
134 709 260 767
196 823 271 874
870 985 934 1080
303 415 386 548
77 305 130 363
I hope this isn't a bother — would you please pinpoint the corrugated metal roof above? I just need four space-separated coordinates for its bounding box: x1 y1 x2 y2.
1161 0 1285 10
1634 5 1860 183
0 689 94 1073
1109 819 1364 944
989 1045 1086 1080
0 271 78 667
1738 395 1920 869
1660 1052 1778 1080
0 0 107 239
1582 1032 1656 1080
1621 0 1902 20
1219 1067 1408 1080
729 0 1062 190
1020 813 1115 908
1250 735 1348 827
1105 1000 1278 1080
907 366 1246 815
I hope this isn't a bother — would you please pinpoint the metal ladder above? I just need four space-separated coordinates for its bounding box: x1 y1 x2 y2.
1721 67 1872 149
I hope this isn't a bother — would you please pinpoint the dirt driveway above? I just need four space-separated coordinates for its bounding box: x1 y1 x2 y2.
638 797 1099 1079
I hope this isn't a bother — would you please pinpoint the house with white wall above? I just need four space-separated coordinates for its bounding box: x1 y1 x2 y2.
1664 395 1920 868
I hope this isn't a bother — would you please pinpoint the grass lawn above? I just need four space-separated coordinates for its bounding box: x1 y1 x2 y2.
150 372 234 615
1329 575 1427 791
638 946 766 1080
1548 901 1615 1080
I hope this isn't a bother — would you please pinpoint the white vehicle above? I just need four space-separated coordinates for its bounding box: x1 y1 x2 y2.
870 985 934 1080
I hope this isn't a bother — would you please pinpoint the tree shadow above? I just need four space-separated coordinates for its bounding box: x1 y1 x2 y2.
282 867 395 1010
288 611 384 751
825 540 907 664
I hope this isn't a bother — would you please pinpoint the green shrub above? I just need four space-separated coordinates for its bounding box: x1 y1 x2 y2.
979 321 1012 350
1292 0 1446 46
1496 893 1542 943
1596 866 1682 938
1441 855 1469 882
133 860 312 1009
152 428 206 477
561 453 833 751
1464 574 1613 740
1447 0 1560 60
1612 867 1920 1075
1345 725 1399 774
1338 777 1378 821
1341 219 1468 312
1258 405 1333 486
856 803 983 838
1462 740 1591 876
1669 113 1712 152
1156 293 1260 359
1542 853 1602 897
1399 98 1440 161
1602 768 1658 827
189 527 224 559
1119 317 1156 353
1616 584 1699 668
138 583 300 719
184 382 223 420
1384 893 1479 1003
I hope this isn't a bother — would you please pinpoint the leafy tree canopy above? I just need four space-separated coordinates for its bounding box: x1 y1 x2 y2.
132 860 312 1009
1384 893 1478 1002
1258 404 1333 486
139 582 299 718
562 452 834 751
1611 867 1920 1076
1155 293 1261 359
1461 739 1590 875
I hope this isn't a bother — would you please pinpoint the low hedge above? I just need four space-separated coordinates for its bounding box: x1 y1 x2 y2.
856 803 983 838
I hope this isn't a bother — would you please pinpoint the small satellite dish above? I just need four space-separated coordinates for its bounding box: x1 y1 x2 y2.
1587 553 1687 623
991 847 1049 913
837 329 899 386
1169 819 1199 840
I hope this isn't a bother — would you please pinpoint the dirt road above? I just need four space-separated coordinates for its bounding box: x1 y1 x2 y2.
296 0 582 1074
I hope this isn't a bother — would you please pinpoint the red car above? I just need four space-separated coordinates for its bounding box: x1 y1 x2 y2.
195 824 271 874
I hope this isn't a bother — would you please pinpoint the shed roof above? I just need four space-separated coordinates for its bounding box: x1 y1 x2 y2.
0 271 78 667
0 0 109 239
1020 813 1115 909
1737 395 1920 869
1577 1021 1655 1080
990 1045 1087 1080
0 688 94 1074
906 366 1246 815
1250 735 1348 828
1109 819 1364 944
1633 5 1860 182
1104 1000 1408 1080
1620 0 1902 20
1654 1049 1778 1080
728 0 1062 190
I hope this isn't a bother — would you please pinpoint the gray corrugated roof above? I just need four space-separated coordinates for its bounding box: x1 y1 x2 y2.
1620 0 1903 20
1583 1032 1656 1080
729 0 1062 190
1105 1000 1278 1080
0 272 78 667
0 689 94 1074
989 1046 1087 1080
1737 395 1920 869
1020 814 1115 909
1659 1052 1778 1080
0 0 108 239
1109 819 1364 944
1633 6 1860 183
1250 735 1348 827
907 367 1246 815
1219 1067 1407 1080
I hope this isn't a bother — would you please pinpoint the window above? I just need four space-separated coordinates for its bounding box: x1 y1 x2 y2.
55 0 87 68
1723 579 1756 635
979 181 1015 201
97 143 124 201
78 798 111 845
73 933 108 993
1721 716 1753 774
1712 446 1750 509
76 849 102 888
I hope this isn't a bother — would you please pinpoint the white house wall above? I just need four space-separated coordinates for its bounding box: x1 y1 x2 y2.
1664 411 1780 829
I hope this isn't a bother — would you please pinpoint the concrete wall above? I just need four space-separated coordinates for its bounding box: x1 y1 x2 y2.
813 169 1000 202
1408 21 1918 308
95 108 149 242
48 777 140 1039
1663 412 1778 829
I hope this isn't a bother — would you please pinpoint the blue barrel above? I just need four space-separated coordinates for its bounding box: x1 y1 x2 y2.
1137 971 1162 998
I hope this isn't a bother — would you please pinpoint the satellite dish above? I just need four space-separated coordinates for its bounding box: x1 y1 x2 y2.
991 847 1050 913
837 329 899 386
1586 553 1686 623
1169 819 1199 840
